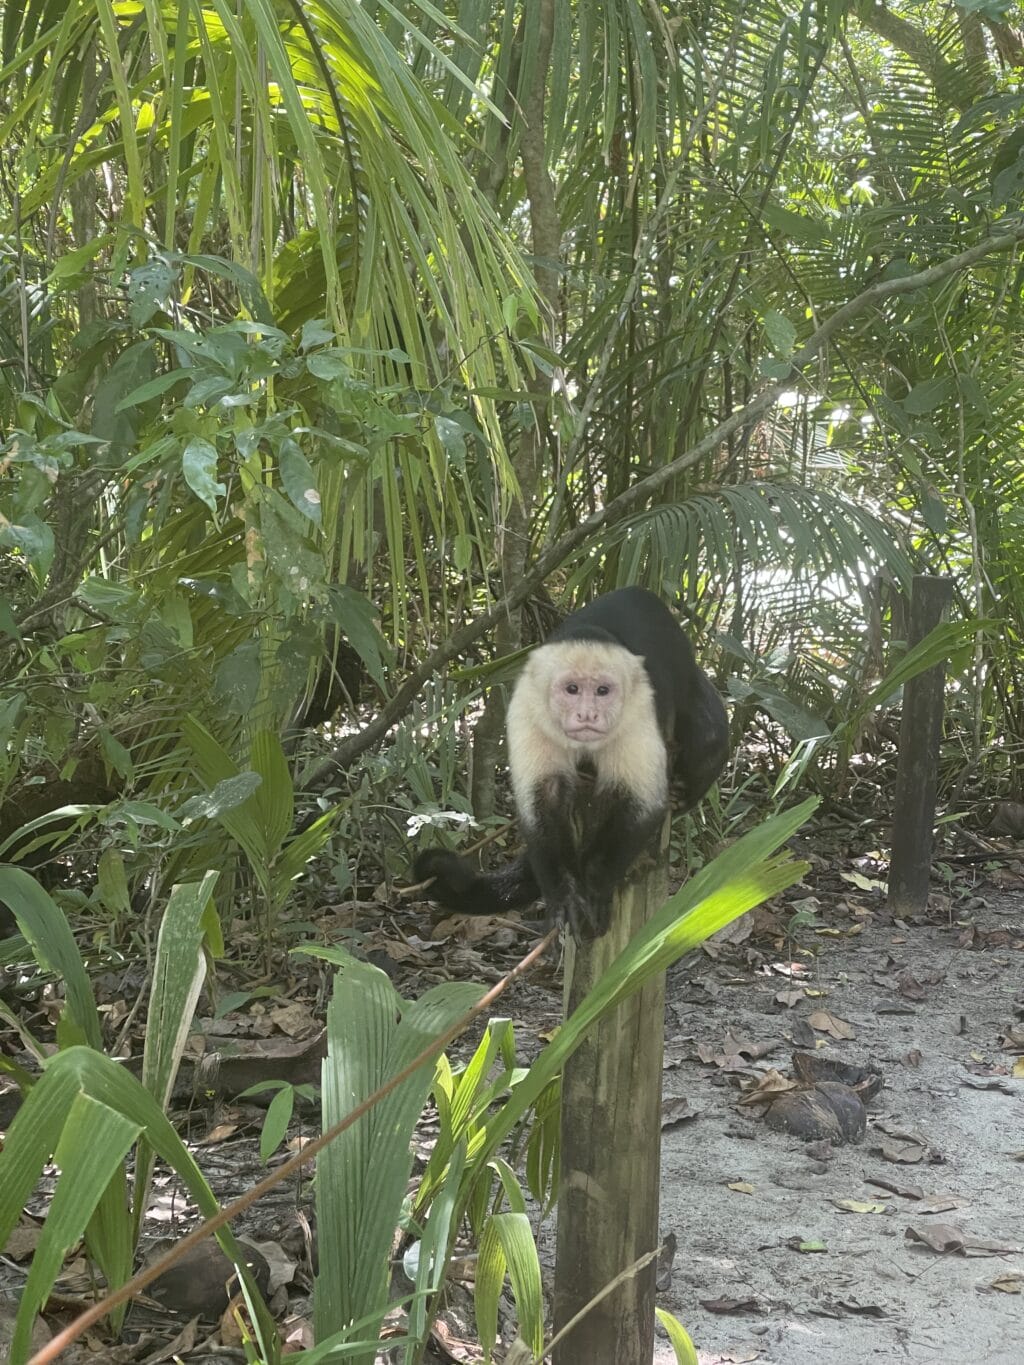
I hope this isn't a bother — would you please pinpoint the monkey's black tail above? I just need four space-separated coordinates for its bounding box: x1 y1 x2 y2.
413 848 540 918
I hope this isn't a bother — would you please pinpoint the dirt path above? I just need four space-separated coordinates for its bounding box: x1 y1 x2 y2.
652 887 1024 1364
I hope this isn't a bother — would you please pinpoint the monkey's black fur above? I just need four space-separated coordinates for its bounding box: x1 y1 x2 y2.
415 588 729 938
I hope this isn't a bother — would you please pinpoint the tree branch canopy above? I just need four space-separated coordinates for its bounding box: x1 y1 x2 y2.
305 215 1024 790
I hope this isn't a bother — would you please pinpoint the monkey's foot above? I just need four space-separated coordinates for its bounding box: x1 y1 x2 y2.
552 884 611 941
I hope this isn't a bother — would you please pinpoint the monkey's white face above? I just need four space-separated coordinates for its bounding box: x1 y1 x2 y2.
548 667 626 745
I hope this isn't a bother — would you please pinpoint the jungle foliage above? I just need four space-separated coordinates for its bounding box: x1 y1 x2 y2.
2 2 1023 910
1 2 1024 1355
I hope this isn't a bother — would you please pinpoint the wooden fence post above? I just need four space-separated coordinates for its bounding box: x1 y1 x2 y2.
552 821 669 1365
888 574 954 915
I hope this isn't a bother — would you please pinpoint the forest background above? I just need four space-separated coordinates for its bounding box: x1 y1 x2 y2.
3 0 1024 891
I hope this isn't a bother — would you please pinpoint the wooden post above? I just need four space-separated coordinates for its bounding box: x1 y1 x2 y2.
888 575 954 915
552 823 669 1365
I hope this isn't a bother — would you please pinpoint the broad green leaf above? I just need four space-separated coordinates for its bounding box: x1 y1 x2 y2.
259 1086 295 1162
112 801 180 832
0 690 26 740
47 236 115 281
0 596 22 641
126 257 178 327
326 586 391 691
181 716 266 874
760 202 829 244
10 1092 140 1363
311 951 481 1361
902 377 952 415
143 873 216 1110
97 849 131 918
279 438 322 525
476 1211 544 1361
403 1139 466 1362
214 640 262 713
182 437 226 515
300 319 335 351
75 578 139 620
114 369 190 412
838 621 982 743
178 772 264 825
99 727 134 781
250 730 294 853
0 515 54 578
477 801 817 1161
763 308 796 356
0 868 102 1050
132 874 216 1242
453 533 473 571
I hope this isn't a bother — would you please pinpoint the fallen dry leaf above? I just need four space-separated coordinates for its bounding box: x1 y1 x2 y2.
840 871 886 892
697 1033 774 1068
905 1224 1021 1256
897 972 927 1001
711 913 753 945
661 1096 697 1129
763 961 811 979
775 988 805 1008
905 1223 965 1253
268 1001 318 1038
699 1295 760 1314
281 1312 316 1351
789 1018 817 1047
917 1196 965 1215
984 1272 1024 1294
809 1298 888 1318
872 1138 927 1163
832 1198 888 1215
807 1010 856 1040
196 1121 239 1146
870 1122 932 1164
737 1067 797 1104
865 1175 924 1200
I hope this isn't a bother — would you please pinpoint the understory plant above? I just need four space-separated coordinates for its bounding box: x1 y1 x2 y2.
0 797 812 1364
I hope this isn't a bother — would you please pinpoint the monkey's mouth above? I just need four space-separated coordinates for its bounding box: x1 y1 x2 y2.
566 726 606 741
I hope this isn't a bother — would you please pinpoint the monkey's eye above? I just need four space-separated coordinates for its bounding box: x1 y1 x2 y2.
596 684 611 697
565 682 579 695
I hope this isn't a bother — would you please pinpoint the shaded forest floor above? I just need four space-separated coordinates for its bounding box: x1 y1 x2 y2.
3 820 1024 1364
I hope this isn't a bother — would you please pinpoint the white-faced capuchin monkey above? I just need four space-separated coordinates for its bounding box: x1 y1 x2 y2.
415 586 729 939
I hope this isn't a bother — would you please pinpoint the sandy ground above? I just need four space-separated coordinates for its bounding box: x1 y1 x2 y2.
650 886 1024 1364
